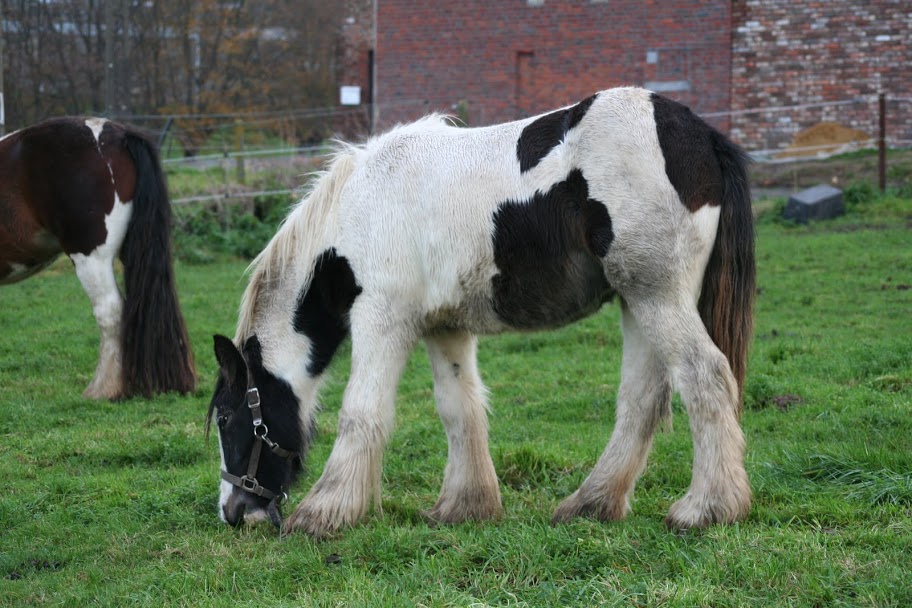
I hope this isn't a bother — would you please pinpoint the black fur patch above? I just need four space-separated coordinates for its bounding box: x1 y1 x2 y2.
293 249 362 376
209 335 307 511
650 93 725 212
491 168 615 329
516 94 597 173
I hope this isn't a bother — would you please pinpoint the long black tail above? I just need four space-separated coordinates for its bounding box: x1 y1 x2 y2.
119 129 196 397
698 129 756 413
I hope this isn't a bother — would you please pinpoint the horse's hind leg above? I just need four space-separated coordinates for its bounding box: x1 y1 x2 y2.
553 305 671 523
633 300 750 528
70 250 124 400
284 298 417 538
423 331 502 523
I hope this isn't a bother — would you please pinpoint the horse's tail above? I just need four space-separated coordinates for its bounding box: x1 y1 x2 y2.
119 129 196 398
698 131 755 414
235 146 359 343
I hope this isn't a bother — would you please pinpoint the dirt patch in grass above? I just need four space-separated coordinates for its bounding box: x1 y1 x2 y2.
6 559 65 580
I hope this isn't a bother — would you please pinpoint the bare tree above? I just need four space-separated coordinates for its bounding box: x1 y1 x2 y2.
2 0 347 148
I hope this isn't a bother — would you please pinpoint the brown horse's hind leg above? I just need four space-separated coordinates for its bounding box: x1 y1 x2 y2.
422 331 502 524
552 305 672 524
71 250 124 400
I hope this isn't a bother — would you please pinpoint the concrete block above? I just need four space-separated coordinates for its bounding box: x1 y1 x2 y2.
782 184 844 224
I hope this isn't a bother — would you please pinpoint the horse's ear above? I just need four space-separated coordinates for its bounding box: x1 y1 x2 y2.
213 334 246 385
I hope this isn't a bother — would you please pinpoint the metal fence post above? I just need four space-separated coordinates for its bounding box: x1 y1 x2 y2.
878 92 886 192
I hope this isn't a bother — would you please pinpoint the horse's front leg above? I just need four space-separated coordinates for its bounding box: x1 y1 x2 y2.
71 251 124 400
284 301 415 538
423 331 502 524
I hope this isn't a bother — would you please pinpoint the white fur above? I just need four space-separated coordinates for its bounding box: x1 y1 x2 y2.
423 332 501 522
230 87 749 535
69 194 132 399
5 262 31 282
217 433 233 523
85 118 107 145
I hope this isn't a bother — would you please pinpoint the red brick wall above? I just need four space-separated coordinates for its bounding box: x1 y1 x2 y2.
730 0 912 153
374 1 732 130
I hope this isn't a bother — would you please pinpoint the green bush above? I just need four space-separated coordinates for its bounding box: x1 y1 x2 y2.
842 180 878 208
170 194 294 263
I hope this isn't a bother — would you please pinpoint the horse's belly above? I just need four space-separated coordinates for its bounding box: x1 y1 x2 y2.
490 251 615 330
0 228 62 284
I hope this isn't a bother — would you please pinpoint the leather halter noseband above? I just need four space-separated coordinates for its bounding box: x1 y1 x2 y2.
220 370 299 503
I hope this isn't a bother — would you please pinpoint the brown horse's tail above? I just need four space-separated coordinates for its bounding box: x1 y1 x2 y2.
119 129 196 398
698 130 755 414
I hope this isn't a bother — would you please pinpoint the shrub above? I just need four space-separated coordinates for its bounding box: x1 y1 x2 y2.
170 195 294 263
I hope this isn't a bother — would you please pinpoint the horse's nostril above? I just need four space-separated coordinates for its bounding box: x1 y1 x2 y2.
224 501 246 527
267 500 283 529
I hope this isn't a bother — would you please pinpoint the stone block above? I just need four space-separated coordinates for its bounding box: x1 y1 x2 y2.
782 185 844 224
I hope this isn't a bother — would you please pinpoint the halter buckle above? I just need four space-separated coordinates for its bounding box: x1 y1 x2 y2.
246 388 263 425
240 476 260 493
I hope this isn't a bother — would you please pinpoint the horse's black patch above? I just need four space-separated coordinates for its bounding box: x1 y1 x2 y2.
293 249 362 376
491 168 615 329
210 335 306 509
516 94 597 173
650 93 725 212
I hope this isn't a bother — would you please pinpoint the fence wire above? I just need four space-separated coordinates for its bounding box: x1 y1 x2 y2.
160 95 911 206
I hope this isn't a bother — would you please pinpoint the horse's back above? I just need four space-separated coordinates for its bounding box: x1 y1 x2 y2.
318 87 740 334
0 117 136 282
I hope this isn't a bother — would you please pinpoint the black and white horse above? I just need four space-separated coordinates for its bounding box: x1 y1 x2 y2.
0 117 195 399
208 87 755 535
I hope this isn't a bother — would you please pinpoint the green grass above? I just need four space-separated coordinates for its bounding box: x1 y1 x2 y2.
1 193 910 606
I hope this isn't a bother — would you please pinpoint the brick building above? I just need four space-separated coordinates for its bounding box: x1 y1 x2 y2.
337 0 911 152
730 0 912 151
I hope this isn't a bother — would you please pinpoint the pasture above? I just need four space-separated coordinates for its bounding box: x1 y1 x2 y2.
0 189 910 606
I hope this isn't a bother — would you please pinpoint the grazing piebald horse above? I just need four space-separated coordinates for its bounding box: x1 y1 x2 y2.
208 87 755 535
0 117 195 399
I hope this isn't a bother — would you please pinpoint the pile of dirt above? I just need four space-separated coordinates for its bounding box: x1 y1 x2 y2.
776 122 872 159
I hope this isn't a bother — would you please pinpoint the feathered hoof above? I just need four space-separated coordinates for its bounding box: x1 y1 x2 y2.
551 490 629 525
664 491 750 530
282 502 347 540
420 493 503 525
83 381 124 401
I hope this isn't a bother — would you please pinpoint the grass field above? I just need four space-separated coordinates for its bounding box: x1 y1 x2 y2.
0 192 910 607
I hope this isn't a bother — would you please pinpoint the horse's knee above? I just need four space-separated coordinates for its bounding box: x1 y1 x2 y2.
337 410 392 449
674 347 737 410
92 293 123 328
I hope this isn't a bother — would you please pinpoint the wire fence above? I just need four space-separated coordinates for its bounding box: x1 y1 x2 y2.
151 95 911 206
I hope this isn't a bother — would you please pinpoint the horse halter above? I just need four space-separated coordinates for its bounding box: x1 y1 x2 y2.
220 370 299 503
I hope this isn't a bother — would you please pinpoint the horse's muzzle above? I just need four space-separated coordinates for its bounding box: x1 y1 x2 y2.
222 489 283 528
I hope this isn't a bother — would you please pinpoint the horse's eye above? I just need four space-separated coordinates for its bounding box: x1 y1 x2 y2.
217 413 230 427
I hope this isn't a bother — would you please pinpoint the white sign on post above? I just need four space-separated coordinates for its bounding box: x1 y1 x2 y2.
340 86 361 106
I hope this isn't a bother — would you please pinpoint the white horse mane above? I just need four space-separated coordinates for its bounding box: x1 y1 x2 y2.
235 143 358 342
234 113 463 343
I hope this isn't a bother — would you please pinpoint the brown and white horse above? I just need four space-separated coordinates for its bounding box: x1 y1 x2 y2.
0 117 195 400
209 87 755 535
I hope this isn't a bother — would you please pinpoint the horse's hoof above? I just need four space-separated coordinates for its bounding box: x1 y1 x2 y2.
552 490 629 524
282 504 342 540
665 491 750 529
